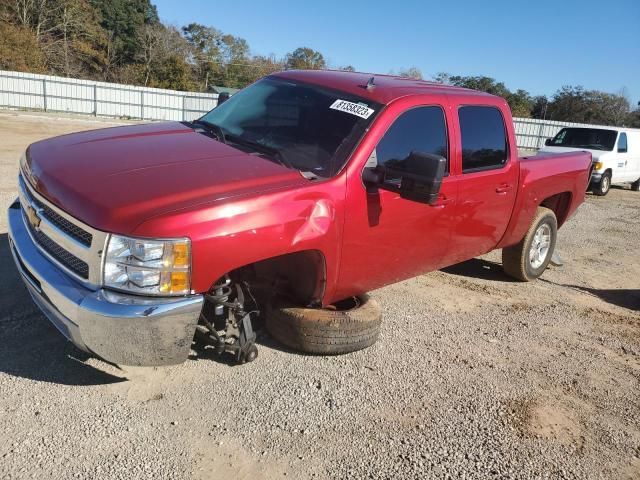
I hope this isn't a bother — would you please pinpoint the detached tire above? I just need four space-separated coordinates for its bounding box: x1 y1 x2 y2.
502 207 557 282
592 171 611 196
266 295 382 354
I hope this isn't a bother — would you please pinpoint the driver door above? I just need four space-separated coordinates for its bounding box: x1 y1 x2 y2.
335 102 458 299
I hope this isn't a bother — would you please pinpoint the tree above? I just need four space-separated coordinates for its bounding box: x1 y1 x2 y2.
182 23 225 89
39 0 108 78
285 47 326 70
546 86 631 126
531 95 549 119
339 65 356 72
436 74 533 117
137 24 194 90
507 89 533 118
90 0 159 66
0 22 46 71
627 108 640 128
398 67 423 80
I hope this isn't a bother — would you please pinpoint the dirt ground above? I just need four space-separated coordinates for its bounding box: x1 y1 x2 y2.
0 111 638 479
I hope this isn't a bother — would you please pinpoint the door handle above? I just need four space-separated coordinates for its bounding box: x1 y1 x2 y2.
495 183 513 194
430 194 454 208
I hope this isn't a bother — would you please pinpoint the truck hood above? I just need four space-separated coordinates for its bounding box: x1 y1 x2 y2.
24 122 307 234
538 145 609 160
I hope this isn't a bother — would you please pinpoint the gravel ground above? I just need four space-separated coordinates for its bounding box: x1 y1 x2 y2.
0 111 638 480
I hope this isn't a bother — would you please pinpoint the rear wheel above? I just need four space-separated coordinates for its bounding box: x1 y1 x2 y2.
266 295 382 354
502 207 557 282
592 171 611 196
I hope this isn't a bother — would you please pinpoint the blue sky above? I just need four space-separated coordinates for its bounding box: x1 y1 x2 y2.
153 0 640 105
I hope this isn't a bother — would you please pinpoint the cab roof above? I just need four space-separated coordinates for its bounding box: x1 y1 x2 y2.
272 69 497 105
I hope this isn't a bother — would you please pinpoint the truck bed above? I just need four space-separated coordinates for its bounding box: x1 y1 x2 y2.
497 151 592 249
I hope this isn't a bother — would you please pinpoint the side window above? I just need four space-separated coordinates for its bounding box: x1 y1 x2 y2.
618 132 628 153
459 106 508 173
375 106 448 179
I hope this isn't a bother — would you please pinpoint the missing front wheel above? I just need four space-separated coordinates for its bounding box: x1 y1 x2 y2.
196 276 259 364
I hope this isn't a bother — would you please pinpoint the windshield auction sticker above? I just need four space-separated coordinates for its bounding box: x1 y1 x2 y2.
330 99 375 119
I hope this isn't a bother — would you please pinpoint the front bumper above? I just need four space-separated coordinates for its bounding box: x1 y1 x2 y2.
7 201 203 366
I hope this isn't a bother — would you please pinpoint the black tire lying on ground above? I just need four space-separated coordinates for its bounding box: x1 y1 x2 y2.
266 295 382 354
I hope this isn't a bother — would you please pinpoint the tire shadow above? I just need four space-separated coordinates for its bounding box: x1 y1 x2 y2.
0 233 125 386
441 258 518 283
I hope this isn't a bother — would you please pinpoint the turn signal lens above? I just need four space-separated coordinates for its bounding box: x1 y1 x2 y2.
172 243 189 267
593 161 603 170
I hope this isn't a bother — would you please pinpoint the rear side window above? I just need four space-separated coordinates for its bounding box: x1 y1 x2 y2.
375 106 448 178
459 106 508 172
618 132 628 153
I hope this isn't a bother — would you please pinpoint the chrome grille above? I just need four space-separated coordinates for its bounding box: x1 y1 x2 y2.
27 222 89 278
18 174 108 287
34 199 93 246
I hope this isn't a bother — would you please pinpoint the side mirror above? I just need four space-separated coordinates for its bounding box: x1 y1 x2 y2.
363 151 446 204
217 92 230 105
544 138 552 146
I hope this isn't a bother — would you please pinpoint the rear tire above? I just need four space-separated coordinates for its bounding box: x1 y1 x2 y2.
631 179 640 192
502 207 557 282
266 295 382 354
592 171 611 196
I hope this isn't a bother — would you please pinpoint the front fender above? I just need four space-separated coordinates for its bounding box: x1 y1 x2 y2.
132 178 346 304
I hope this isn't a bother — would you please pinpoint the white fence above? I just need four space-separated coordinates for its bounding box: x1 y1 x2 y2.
0 70 218 122
0 69 617 149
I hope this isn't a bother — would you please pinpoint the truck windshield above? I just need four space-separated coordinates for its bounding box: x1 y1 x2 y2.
199 77 380 177
549 128 617 151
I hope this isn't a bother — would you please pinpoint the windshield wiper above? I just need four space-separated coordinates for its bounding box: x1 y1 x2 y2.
192 119 227 144
224 134 294 169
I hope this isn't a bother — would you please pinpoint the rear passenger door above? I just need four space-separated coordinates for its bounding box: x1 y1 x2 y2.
445 105 519 265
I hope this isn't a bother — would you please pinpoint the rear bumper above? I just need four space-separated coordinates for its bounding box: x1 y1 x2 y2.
7 201 203 366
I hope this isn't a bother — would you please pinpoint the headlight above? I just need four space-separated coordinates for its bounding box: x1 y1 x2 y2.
103 235 191 296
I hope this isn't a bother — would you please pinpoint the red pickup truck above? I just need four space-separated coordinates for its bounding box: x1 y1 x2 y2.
8 70 592 366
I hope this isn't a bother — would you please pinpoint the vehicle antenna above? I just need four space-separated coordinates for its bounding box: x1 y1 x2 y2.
366 77 376 91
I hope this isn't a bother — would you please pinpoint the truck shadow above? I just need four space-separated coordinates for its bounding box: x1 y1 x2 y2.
441 258 517 283
0 233 125 386
540 278 640 311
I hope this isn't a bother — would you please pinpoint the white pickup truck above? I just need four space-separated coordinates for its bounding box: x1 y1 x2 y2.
539 126 640 195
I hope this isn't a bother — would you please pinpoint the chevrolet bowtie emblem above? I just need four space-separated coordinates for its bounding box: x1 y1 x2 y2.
25 204 41 230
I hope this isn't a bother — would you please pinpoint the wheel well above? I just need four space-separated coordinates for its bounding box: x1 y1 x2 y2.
540 192 572 227
221 250 327 307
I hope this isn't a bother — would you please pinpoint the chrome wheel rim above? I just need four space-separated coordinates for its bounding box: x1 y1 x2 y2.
529 224 551 269
601 176 609 193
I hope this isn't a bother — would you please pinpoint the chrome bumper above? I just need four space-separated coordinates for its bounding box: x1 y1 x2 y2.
7 201 203 366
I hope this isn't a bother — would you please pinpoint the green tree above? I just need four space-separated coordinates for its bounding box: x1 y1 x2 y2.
285 47 326 70
437 74 533 117
627 108 640 128
182 23 223 89
546 86 631 126
507 89 533 118
90 0 158 66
